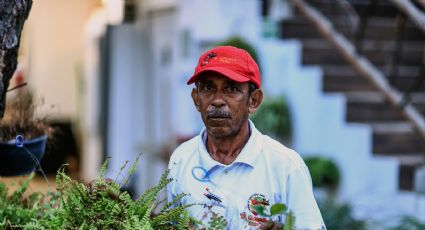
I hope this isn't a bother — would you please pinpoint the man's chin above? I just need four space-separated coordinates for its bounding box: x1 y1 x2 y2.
206 125 233 138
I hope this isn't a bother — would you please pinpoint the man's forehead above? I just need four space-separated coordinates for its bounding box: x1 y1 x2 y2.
197 73 246 85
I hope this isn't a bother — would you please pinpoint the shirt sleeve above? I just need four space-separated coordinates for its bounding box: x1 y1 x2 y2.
286 165 326 230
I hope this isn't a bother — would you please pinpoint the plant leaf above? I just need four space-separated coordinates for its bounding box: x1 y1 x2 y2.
270 203 287 216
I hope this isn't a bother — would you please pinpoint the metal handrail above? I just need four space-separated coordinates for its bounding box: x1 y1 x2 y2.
389 0 425 34
291 0 425 142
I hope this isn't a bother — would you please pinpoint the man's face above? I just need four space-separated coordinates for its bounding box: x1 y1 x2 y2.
191 72 255 138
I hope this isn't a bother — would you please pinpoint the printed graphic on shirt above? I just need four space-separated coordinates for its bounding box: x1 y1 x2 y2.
239 193 270 227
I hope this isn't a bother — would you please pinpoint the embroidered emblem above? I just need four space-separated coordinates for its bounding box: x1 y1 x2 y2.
239 193 270 227
201 52 217 67
248 193 270 216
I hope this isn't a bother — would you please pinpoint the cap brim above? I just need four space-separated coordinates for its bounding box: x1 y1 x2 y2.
187 66 250 85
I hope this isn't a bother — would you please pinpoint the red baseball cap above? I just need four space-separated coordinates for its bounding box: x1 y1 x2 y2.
187 46 261 88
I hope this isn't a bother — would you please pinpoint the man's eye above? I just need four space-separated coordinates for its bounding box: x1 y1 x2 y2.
227 86 240 92
201 85 213 91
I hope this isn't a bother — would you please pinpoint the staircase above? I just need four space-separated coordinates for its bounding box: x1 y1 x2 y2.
281 0 425 191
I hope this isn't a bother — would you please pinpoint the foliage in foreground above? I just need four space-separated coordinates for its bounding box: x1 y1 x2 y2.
254 203 295 230
0 159 194 229
0 173 47 229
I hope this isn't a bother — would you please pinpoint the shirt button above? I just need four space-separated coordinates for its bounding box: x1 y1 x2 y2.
224 170 228 174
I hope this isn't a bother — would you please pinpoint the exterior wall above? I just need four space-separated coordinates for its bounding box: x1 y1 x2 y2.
26 0 97 119
105 8 179 195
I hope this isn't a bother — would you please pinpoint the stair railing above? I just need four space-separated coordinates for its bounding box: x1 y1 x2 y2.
389 0 425 34
290 0 425 142
388 0 425 106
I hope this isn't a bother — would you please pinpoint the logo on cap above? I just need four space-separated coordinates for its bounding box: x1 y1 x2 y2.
201 52 217 67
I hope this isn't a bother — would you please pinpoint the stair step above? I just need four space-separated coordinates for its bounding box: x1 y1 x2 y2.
346 92 425 121
347 102 405 122
324 74 378 92
323 70 424 93
345 92 425 103
346 92 425 122
321 64 422 79
281 16 425 41
301 39 424 52
306 0 398 18
301 39 423 66
324 75 425 93
371 122 425 154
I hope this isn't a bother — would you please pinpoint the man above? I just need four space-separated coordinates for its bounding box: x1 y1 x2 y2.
167 46 325 229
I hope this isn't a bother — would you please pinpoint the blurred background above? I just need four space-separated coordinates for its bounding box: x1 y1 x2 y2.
1 0 425 228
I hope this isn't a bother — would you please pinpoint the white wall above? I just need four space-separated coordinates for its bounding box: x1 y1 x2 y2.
26 0 97 119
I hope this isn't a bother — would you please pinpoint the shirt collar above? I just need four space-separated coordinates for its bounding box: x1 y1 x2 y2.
197 120 263 171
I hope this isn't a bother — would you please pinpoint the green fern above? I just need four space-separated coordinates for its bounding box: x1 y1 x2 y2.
283 211 295 230
0 158 192 229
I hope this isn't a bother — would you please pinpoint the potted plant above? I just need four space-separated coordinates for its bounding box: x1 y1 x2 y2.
0 92 51 176
304 156 340 197
251 96 292 143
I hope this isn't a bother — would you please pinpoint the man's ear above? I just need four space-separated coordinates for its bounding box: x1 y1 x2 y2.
191 88 201 112
248 88 263 115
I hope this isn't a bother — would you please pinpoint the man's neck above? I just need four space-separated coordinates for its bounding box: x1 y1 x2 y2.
206 121 250 165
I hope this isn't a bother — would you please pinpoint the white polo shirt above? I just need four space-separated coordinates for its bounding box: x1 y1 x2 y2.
167 121 325 229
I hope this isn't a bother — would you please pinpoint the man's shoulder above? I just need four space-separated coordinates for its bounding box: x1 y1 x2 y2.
170 135 199 161
260 134 306 169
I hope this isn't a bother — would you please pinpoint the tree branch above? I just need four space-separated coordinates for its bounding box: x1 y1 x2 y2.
0 0 33 118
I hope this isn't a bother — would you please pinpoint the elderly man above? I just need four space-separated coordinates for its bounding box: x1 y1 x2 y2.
167 46 325 229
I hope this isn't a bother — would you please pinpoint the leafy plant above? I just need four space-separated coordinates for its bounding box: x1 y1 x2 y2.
304 156 340 191
251 96 292 142
0 173 48 229
0 157 194 229
253 203 295 230
318 198 368 230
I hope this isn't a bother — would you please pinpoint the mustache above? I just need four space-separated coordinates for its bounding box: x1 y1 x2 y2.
206 108 232 118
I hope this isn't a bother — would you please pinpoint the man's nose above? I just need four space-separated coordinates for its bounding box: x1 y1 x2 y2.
211 91 226 107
